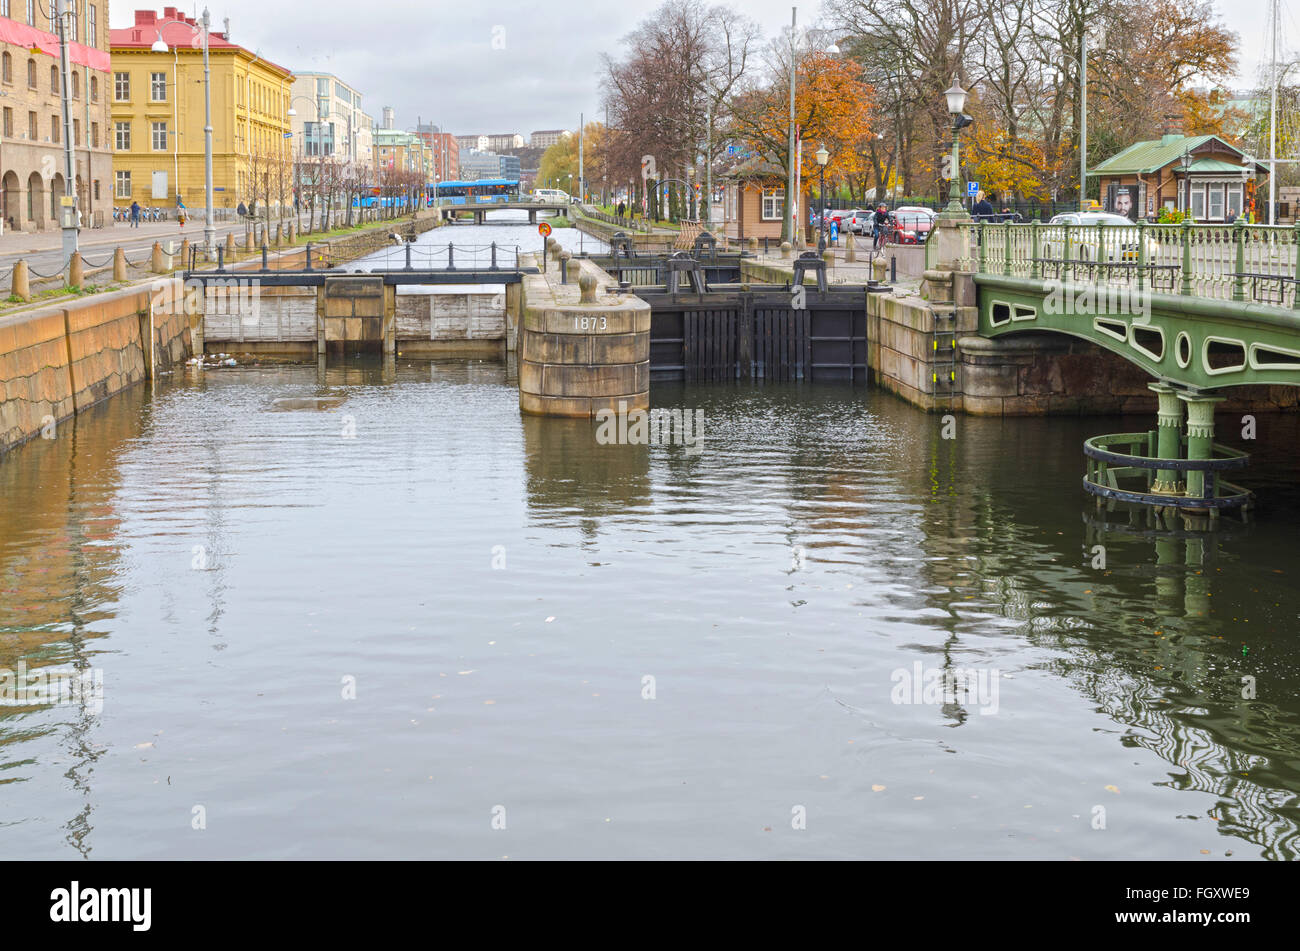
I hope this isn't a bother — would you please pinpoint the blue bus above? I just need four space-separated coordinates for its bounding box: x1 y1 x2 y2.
431 179 521 205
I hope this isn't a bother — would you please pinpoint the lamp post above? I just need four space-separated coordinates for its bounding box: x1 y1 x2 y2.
151 9 214 249
51 0 77 257
686 165 695 218
815 143 829 251
942 77 971 216
1179 148 1193 218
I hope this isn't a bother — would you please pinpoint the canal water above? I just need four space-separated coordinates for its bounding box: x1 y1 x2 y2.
2 221 1300 860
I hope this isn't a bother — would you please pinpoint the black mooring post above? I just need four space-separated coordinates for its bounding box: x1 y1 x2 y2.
261 245 268 270
447 243 455 270
216 245 224 271
305 243 313 271
890 255 897 283
490 242 498 270
405 242 412 270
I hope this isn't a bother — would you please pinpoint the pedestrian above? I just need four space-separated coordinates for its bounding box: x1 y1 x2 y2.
237 200 248 218
872 204 890 249
129 200 141 228
616 200 626 219
972 190 994 220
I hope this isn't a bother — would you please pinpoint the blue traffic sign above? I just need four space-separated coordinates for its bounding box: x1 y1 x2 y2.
829 221 839 242
967 181 979 196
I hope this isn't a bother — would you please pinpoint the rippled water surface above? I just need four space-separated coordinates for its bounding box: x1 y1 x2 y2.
3 353 1300 859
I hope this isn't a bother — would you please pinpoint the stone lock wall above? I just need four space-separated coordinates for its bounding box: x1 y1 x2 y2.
519 259 650 417
1 282 193 454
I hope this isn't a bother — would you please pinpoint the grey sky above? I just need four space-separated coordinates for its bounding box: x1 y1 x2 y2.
111 1 1283 136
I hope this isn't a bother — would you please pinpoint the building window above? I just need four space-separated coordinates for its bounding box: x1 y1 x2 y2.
1227 184 1244 219
115 170 131 199
2 108 10 138
761 187 784 220
151 72 166 101
91 121 98 148
94 179 100 201
50 65 57 94
1 52 9 85
151 121 167 151
27 111 36 139
1190 184 1205 220
1 2 9 17
114 121 129 150
27 59 36 89
51 115 59 143
71 72 79 99
114 71 129 101
90 75 97 101
88 5 97 47
1208 183 1225 220
73 118 79 144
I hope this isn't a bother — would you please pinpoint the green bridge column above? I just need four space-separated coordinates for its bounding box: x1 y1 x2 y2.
1178 391 1225 501
1148 382 1183 495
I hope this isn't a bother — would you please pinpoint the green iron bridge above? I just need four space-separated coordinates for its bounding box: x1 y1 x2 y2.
948 218 1300 516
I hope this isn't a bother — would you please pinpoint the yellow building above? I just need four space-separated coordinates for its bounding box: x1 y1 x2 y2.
110 8 292 212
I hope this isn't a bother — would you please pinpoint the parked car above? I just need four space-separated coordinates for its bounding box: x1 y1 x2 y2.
844 209 874 234
1041 212 1159 262
891 209 935 244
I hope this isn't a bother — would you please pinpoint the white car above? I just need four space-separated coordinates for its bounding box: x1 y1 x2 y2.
532 188 571 204
1041 212 1159 263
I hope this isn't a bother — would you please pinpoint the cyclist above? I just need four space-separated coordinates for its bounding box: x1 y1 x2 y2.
871 204 891 250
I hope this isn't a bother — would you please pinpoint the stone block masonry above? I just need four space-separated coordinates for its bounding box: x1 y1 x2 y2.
0 282 193 455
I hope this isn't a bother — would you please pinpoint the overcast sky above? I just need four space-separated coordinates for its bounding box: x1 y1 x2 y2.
111 1 1288 136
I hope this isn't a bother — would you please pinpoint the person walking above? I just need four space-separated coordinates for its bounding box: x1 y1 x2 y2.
616 200 626 219
972 190 995 221
129 200 141 228
237 200 248 218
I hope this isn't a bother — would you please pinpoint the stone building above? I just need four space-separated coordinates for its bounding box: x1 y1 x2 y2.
0 2 114 230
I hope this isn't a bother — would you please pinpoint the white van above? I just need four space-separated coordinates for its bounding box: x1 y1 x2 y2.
532 188 572 204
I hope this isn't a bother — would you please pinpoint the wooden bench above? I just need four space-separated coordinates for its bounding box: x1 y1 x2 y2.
674 219 704 250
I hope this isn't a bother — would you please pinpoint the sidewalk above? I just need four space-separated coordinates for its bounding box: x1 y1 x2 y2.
0 218 250 256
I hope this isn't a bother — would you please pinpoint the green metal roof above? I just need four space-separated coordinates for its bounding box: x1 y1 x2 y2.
1184 157 1246 173
1092 134 1224 174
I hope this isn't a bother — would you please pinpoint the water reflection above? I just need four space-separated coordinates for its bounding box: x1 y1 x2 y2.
1 364 1298 858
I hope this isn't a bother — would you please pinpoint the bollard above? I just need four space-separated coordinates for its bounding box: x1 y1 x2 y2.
748 237 758 253
845 240 856 263
180 239 190 270
67 252 84 288
822 249 834 268
113 246 128 283
305 242 313 271
152 241 165 273
890 255 897 283
11 259 30 301
872 257 887 283
216 245 225 271
273 223 282 248
245 226 254 251
578 271 598 303
780 241 792 260
559 250 572 284
225 231 235 258
261 245 269 270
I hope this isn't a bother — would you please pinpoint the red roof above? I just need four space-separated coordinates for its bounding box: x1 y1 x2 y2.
111 8 291 77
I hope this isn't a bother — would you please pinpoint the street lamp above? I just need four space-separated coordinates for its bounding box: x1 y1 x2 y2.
1179 148 1193 216
287 95 326 229
152 8 216 250
686 165 695 218
815 143 829 251
37 1 79 256
942 77 972 215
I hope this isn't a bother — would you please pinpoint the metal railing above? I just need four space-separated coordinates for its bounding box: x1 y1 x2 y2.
954 219 1300 307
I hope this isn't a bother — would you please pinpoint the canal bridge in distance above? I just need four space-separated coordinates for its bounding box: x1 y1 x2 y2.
435 201 571 225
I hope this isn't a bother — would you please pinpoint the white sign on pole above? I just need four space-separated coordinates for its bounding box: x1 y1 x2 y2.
641 155 657 181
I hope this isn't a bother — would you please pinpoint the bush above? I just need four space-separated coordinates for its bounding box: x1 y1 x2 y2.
1158 207 1186 224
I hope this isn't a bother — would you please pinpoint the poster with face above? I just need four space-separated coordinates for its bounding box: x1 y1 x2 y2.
1109 185 1137 221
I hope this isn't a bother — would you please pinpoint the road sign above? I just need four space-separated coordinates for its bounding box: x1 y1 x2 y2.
641 155 657 182
967 181 979 196
537 222 552 237
829 221 839 242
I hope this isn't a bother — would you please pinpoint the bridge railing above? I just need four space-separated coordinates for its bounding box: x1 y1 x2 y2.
955 219 1300 307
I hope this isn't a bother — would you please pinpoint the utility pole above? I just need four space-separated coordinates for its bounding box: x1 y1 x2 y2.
578 111 584 203
202 7 214 250
56 0 77 256
785 6 796 245
1269 0 1278 223
1079 28 1087 210
704 100 712 225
